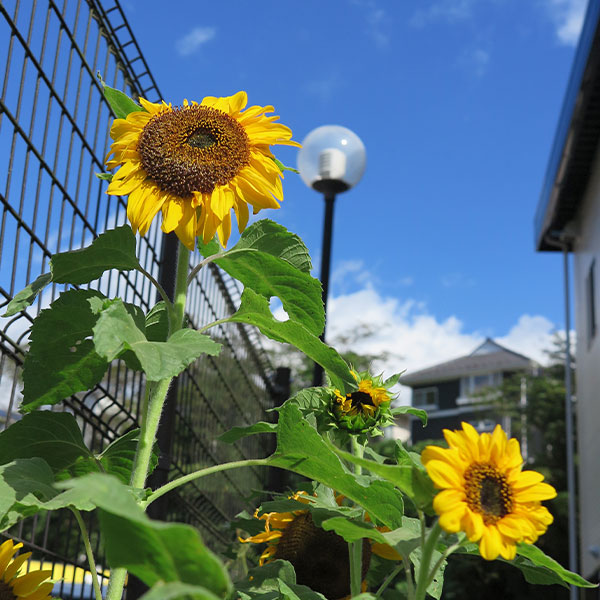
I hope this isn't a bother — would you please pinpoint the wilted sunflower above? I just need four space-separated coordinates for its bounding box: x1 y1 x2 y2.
422 422 556 561
105 91 300 249
332 372 394 434
0 539 53 600
240 491 399 600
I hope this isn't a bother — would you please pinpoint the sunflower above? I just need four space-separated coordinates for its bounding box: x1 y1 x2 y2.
421 422 557 561
240 492 399 600
105 91 300 249
0 539 53 600
332 372 394 434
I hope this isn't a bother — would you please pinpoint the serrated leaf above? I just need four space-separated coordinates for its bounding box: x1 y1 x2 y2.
391 405 427 426
93 299 221 381
58 473 232 596
219 422 277 444
100 79 144 119
21 290 110 411
0 411 95 473
98 429 158 485
515 544 597 588
268 403 404 530
205 224 321 335
139 582 222 600
51 225 140 285
229 289 354 394
232 220 312 273
2 273 52 317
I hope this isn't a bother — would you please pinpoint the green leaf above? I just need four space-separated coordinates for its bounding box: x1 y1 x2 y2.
229 289 354 394
93 299 221 380
145 301 170 342
21 290 110 411
196 236 221 259
411 547 446 600
95 172 113 182
57 474 231 595
0 458 97 531
51 225 141 285
391 405 427 426
515 544 597 588
139 582 222 600
321 516 421 557
218 422 277 444
0 411 94 473
205 221 321 335
99 77 144 119
2 273 52 317
98 429 158 485
330 444 435 511
268 403 404 529
231 220 312 273
272 158 300 175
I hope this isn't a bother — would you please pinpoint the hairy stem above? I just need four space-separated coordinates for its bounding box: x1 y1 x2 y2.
72 509 103 600
402 556 416 600
187 251 226 286
142 458 272 508
414 521 443 600
107 243 190 600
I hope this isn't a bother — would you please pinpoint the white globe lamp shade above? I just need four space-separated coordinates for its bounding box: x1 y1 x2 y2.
297 125 366 194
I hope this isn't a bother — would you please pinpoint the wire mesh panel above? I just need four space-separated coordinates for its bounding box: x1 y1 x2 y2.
0 1 279 597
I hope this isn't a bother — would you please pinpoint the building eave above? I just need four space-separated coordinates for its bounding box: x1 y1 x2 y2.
535 0 600 251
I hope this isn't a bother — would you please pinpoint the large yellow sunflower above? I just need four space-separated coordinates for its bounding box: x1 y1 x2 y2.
240 492 400 600
0 539 53 600
105 91 300 249
422 422 556 561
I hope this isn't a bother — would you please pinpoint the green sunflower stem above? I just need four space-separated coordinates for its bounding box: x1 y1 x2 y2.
414 520 443 600
375 564 404 599
107 243 191 600
142 458 272 508
71 508 103 600
349 437 364 597
349 540 363 597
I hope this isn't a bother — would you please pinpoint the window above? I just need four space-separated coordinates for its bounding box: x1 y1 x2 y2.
412 387 438 409
587 260 596 346
458 372 502 404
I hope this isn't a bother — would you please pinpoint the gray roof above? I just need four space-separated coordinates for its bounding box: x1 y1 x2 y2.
401 339 537 387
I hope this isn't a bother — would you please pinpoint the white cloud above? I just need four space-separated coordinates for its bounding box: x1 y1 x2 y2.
543 0 588 45
290 284 563 404
176 27 216 57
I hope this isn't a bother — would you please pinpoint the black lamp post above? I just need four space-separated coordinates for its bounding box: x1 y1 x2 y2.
297 125 366 386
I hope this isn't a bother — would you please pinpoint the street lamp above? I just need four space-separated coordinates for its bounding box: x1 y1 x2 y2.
297 125 366 386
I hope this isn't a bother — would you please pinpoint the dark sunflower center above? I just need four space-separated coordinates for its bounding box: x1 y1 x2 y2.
0 580 16 600
349 391 375 410
274 513 371 600
137 104 250 197
186 128 216 149
464 462 513 525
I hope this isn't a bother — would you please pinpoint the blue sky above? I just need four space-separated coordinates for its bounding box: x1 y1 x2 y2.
119 0 588 373
0 0 580 381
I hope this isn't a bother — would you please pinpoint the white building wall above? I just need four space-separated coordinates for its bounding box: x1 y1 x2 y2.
573 144 600 579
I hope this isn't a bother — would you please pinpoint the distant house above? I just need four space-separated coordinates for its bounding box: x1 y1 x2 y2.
535 0 600 586
402 339 538 445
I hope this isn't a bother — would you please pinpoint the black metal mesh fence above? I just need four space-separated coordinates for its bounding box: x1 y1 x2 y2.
0 1 280 597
